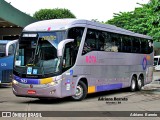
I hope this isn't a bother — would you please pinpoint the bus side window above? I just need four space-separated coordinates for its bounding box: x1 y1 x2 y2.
0 53 5 57
141 39 150 54
103 32 112 52
63 42 75 72
82 29 97 55
67 27 85 57
97 32 105 51
110 33 121 52
132 37 140 53
8 44 15 56
148 40 153 54
0 44 6 57
121 36 132 53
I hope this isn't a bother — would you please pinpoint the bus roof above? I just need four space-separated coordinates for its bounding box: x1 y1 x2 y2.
23 19 152 39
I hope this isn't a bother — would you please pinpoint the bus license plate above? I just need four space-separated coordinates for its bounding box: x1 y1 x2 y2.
27 90 36 94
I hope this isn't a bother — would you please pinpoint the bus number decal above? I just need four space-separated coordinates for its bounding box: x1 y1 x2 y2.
86 56 97 63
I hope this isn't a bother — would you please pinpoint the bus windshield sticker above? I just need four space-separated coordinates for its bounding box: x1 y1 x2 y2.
33 69 38 74
39 33 58 49
41 35 56 41
27 67 32 74
15 60 21 66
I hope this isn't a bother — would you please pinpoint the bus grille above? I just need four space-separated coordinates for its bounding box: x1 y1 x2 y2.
2 70 13 83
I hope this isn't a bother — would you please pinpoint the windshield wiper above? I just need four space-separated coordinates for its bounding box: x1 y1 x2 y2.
26 51 34 65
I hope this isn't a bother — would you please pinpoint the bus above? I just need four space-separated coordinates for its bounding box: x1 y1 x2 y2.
0 40 17 86
12 19 153 101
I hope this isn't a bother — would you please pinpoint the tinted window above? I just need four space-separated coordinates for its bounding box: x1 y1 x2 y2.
82 29 97 55
132 37 140 53
110 33 121 52
122 36 132 53
0 44 6 57
82 29 153 54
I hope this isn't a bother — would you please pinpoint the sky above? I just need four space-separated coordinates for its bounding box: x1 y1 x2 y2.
5 0 150 22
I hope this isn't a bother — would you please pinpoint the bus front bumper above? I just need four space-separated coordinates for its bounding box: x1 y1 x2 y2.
12 83 62 98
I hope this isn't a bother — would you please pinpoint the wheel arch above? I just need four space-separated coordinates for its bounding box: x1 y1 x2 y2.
76 77 88 88
71 76 88 101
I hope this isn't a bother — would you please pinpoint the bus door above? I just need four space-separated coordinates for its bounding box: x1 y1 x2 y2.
61 42 76 97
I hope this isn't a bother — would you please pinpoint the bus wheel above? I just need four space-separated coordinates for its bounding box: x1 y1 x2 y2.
130 76 136 92
137 77 143 91
71 81 87 101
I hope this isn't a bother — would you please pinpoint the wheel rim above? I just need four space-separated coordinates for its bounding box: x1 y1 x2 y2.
72 84 83 99
131 80 136 90
138 79 142 88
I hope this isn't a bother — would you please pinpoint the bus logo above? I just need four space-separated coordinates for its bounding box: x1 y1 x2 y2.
142 57 147 70
86 56 97 63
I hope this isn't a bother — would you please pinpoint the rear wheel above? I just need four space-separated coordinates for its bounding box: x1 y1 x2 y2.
130 76 137 92
71 81 87 101
137 76 143 91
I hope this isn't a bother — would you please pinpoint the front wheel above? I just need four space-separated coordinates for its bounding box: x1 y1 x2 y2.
71 81 87 101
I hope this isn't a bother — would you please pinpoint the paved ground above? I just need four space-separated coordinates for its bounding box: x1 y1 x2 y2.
0 72 160 120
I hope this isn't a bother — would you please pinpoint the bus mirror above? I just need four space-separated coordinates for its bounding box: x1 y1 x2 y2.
57 39 74 57
6 39 18 56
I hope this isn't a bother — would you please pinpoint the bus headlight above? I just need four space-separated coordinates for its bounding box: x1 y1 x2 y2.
12 80 18 85
48 82 56 86
48 76 62 86
48 80 61 86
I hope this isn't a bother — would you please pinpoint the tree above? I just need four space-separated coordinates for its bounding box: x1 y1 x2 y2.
106 0 160 41
33 8 76 20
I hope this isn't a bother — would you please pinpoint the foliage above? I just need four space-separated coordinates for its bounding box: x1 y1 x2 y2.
106 0 160 41
33 8 76 20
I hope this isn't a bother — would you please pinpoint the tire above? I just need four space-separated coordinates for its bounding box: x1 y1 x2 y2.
71 81 87 101
137 76 143 91
130 76 137 92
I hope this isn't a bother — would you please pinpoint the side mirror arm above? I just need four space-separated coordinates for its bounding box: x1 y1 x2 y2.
57 39 74 57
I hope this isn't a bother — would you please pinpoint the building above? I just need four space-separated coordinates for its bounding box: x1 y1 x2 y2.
0 0 37 40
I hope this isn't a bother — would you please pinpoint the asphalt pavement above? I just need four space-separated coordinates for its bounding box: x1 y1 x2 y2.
143 71 160 90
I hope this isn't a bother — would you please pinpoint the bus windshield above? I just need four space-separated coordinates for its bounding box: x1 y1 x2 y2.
14 31 65 77
0 44 6 57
